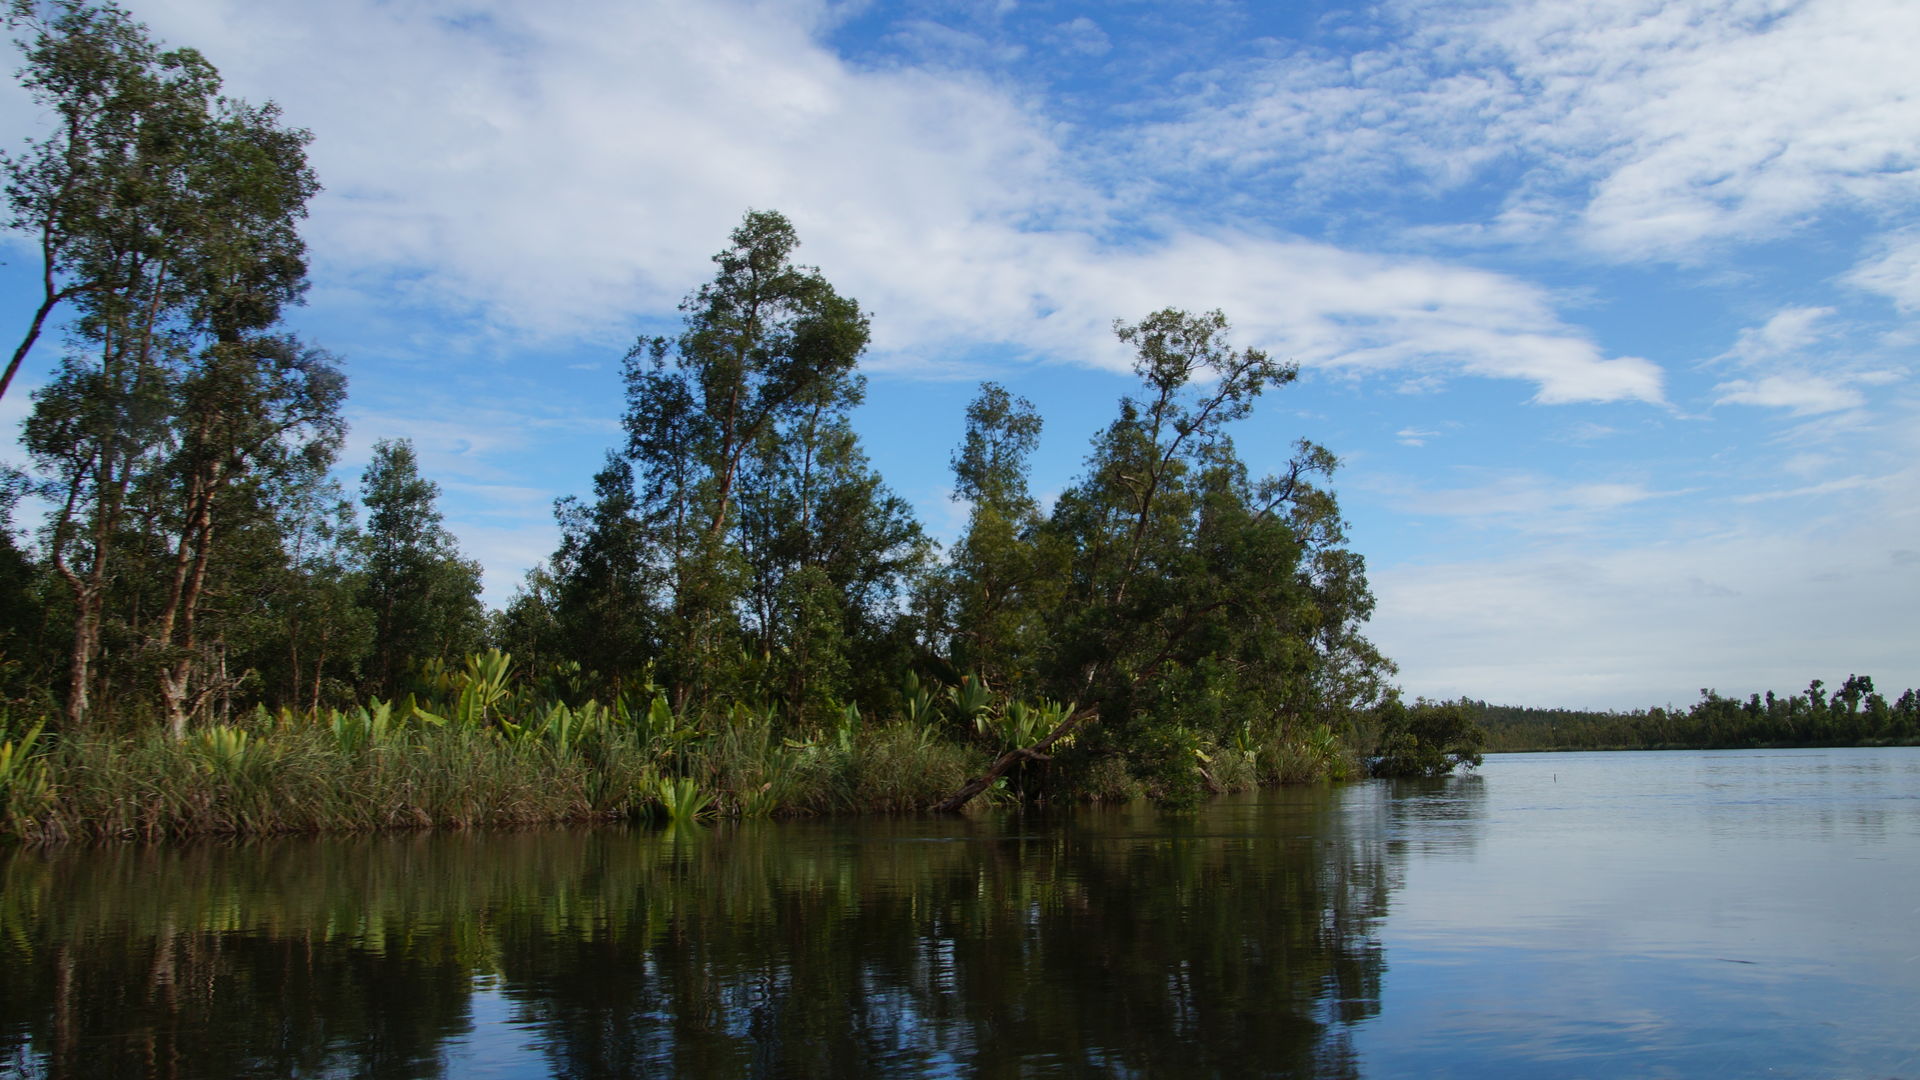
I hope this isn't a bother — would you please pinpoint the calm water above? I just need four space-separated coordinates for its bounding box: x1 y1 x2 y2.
1 747 1915 1078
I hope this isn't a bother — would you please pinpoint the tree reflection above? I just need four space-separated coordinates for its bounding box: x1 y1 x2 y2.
0 786 1423 1077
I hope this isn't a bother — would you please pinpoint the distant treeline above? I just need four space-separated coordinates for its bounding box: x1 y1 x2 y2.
1470 676 1920 752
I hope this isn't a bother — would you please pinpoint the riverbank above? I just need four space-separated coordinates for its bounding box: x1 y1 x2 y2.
1485 737 1920 753
1470 683 1920 753
0 698 1351 844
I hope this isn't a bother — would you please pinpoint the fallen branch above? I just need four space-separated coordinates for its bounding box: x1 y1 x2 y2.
932 706 1097 813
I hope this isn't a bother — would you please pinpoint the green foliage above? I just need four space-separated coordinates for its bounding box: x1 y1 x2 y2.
454 648 514 728
944 308 1388 804
943 674 994 729
8 0 334 733
615 209 907 710
650 776 716 822
358 439 485 697
1470 676 1920 752
901 670 942 727
2 0 316 401
978 698 1073 752
939 384 1059 692
192 724 263 778
327 700 396 754
0 719 51 823
546 454 654 696
1370 698 1485 778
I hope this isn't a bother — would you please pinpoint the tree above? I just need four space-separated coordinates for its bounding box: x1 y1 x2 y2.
548 453 655 694
1 1 315 402
1370 698 1486 777
11 1 320 729
734 389 927 719
143 337 345 735
490 562 563 678
621 209 874 710
1044 309 1297 711
939 309 1349 809
24 310 171 726
1272 439 1396 729
0 469 55 709
2 0 192 401
257 474 371 713
941 382 1059 696
357 439 483 698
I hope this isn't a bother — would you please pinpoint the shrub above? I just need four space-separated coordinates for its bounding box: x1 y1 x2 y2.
1370 698 1485 778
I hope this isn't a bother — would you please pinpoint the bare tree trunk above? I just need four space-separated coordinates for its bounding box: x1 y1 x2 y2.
156 458 223 739
52 474 109 731
310 655 325 714
62 599 97 730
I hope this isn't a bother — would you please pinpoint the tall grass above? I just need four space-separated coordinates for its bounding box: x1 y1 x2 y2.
10 718 662 844
1 651 1359 844
3 696 983 844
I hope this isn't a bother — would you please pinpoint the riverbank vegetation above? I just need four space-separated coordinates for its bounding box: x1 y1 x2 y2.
0 3 1428 841
1472 677 1920 752
0 650 1380 842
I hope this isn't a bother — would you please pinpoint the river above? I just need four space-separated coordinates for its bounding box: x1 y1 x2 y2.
2 747 1915 1077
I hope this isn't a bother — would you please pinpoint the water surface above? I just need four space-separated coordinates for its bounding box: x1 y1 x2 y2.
1 747 1914 1077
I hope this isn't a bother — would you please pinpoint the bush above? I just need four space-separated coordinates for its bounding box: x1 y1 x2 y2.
1370 698 1485 778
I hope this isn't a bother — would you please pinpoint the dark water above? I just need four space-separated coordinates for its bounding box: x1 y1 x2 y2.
1 748 1915 1078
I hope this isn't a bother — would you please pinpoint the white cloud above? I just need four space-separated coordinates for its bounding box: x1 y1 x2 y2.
1051 16 1111 56
455 520 563 606
1397 427 1439 446
1729 474 1878 503
1367 407 1920 708
1714 373 1865 415
62 0 1664 407
862 229 1669 403
1494 0 1920 258
1140 0 1920 260
340 403 613 484
1715 306 1834 366
1383 473 1675 536
1370 477 1920 708
1557 421 1618 444
1846 229 1920 311
1705 305 1900 416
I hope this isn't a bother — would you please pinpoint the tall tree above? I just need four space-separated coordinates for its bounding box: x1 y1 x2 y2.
144 338 345 735
621 209 873 710
937 309 1393 809
1044 309 1297 697
548 453 655 694
357 439 483 698
942 382 1059 695
255 472 370 713
2 0 186 401
2 1 312 402
736 386 926 719
15 2 319 728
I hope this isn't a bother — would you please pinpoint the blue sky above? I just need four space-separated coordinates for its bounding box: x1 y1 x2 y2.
3 0 1916 709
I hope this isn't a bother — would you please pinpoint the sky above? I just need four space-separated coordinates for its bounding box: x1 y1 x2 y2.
1 0 1916 710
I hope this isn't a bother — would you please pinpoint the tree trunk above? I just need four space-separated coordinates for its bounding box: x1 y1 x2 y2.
62 600 97 730
156 461 222 739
